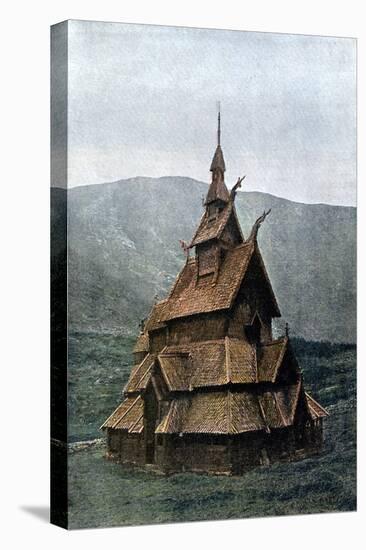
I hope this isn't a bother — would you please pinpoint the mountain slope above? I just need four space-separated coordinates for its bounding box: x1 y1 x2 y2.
52 176 356 342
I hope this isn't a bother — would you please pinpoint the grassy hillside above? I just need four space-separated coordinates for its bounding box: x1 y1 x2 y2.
67 334 356 529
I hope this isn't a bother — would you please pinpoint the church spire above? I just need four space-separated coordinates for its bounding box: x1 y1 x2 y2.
217 107 221 146
205 106 229 205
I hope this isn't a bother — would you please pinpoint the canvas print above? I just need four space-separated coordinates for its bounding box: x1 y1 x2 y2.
51 20 356 529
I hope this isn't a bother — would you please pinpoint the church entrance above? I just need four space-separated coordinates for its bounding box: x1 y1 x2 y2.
144 382 158 464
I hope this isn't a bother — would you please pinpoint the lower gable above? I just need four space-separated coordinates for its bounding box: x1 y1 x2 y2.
276 344 301 384
239 249 280 320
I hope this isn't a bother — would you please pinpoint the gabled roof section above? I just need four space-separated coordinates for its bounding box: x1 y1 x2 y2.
133 332 149 353
160 242 255 322
158 240 279 322
144 301 167 332
158 351 192 392
124 353 155 394
257 338 288 382
305 393 329 419
189 200 244 248
100 395 144 433
225 338 257 384
243 243 281 317
259 382 301 428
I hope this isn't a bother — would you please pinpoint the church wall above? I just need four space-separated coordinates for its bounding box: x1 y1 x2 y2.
156 434 231 474
149 328 167 354
294 418 324 454
229 432 268 474
106 423 324 473
227 301 252 339
167 312 228 345
228 295 272 343
106 429 145 465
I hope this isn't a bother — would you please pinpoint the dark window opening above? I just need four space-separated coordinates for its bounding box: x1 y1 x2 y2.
245 314 262 345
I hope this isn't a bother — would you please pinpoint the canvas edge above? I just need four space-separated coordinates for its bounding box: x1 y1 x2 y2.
50 20 69 530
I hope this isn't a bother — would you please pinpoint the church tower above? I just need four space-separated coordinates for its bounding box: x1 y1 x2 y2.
190 109 244 281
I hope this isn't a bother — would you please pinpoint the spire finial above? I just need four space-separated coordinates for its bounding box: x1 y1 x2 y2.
217 101 221 146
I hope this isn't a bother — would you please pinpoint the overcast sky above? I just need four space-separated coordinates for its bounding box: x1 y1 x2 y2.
67 20 356 206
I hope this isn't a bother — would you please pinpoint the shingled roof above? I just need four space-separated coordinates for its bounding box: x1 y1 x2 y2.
209 144 226 174
125 336 291 397
100 395 144 433
162 242 252 320
155 242 280 322
157 338 257 391
305 393 329 419
257 338 288 382
156 383 301 435
133 332 149 353
144 301 167 332
124 353 155 394
189 200 243 248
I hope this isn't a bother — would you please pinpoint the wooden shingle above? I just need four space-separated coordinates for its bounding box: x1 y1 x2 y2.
156 385 302 435
161 242 254 321
100 395 144 433
124 353 155 394
305 392 329 419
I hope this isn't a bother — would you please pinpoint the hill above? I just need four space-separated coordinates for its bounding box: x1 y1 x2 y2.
51 176 356 342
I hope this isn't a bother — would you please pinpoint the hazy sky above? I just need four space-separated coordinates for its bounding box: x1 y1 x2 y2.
67 20 356 206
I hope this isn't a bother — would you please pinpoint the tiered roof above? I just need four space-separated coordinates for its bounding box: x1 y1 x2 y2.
104 333 327 436
101 112 328 442
156 338 288 391
124 339 289 395
155 384 302 435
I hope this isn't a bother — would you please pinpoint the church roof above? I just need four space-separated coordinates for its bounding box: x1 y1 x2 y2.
305 393 329 419
100 395 144 433
210 144 226 173
124 337 289 398
156 337 288 391
205 174 230 207
152 241 280 322
124 353 155 394
133 332 149 353
189 200 243 247
162 242 253 320
257 337 288 382
144 301 167 332
156 383 301 435
158 338 256 390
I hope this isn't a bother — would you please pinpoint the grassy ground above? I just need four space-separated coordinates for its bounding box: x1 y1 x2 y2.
67 334 356 529
68 333 134 441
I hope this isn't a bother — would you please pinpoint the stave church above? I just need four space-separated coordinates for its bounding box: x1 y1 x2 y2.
101 113 328 475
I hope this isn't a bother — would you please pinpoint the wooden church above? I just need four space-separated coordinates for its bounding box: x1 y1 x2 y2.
101 113 328 475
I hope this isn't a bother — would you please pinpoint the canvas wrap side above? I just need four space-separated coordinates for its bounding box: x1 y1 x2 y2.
50 20 68 530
